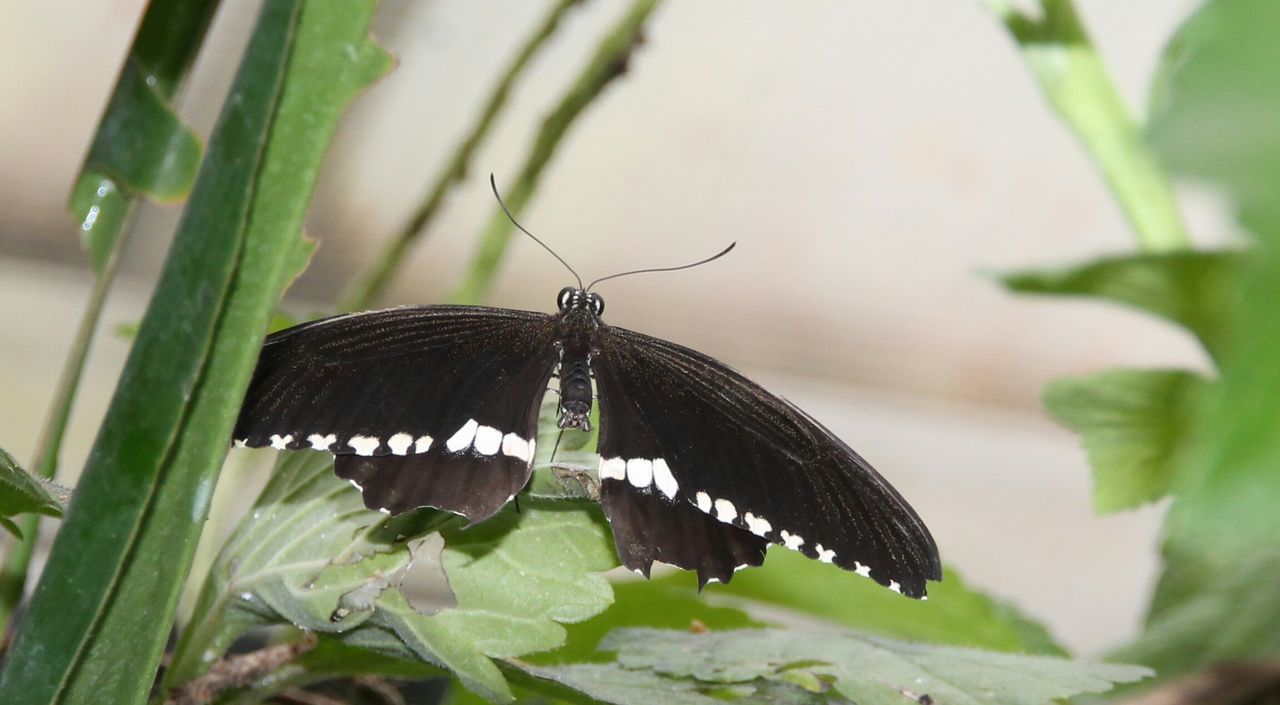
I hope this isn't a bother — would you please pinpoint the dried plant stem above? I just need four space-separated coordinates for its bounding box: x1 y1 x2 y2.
165 634 318 705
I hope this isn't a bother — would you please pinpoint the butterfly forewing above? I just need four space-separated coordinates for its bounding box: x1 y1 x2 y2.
234 306 558 521
592 325 942 598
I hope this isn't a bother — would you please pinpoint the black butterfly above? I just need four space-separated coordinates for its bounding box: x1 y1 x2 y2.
233 183 941 597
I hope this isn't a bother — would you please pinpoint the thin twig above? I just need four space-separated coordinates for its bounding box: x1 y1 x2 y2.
275 688 347 705
449 0 664 305
339 0 587 312
166 633 318 705
984 0 1189 252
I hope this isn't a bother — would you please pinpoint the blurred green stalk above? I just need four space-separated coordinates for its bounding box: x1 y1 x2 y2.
986 0 1189 252
340 0 588 312
451 0 663 305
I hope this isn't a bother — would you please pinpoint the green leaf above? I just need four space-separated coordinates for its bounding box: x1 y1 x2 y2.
543 578 764 665
1113 245 1280 679
524 628 1150 705
0 448 64 537
999 250 1242 362
69 0 221 273
700 549 1064 656
0 3 390 704
514 663 735 705
1044 368 1210 513
1147 0 1280 238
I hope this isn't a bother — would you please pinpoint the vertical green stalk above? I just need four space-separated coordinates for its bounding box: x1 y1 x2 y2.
450 0 663 305
340 0 587 312
985 0 1189 252
0 0 216 634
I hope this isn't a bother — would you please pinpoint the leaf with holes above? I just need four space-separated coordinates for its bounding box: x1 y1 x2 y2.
173 421 617 702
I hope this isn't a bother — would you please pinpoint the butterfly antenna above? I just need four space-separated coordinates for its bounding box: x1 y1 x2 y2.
586 242 736 291
490 174 583 289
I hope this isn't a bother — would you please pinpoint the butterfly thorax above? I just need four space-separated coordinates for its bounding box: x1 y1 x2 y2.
554 287 604 431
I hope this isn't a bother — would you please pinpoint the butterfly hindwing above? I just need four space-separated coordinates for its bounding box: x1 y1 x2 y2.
234 306 558 521
593 325 941 597
593 375 767 586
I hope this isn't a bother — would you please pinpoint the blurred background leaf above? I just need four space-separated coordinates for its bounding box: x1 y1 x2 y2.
1043 368 1209 513
1147 0 1280 238
999 251 1242 363
695 549 1064 656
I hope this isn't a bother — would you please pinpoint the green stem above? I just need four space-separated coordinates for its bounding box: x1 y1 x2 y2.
986 0 1189 253
449 0 663 305
0 203 133 629
339 0 586 312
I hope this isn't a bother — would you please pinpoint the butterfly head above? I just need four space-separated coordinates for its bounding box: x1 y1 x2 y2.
557 287 605 318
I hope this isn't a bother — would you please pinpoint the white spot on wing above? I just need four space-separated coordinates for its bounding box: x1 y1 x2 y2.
269 434 293 450
308 433 336 451
414 435 433 453
526 439 536 463
232 439 247 449
347 478 363 491
445 419 479 452
888 580 902 594
781 530 804 550
744 512 772 537
652 458 678 499
348 435 380 456
695 491 712 513
626 458 653 488
387 433 413 455
713 498 736 523
815 544 836 563
502 433 531 462
854 562 871 578
599 457 626 481
473 425 502 455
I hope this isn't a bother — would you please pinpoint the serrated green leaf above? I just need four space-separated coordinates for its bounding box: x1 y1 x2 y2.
1044 368 1210 513
1147 0 1280 238
548 628 1150 705
999 251 1242 362
0 448 63 537
697 549 1064 656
